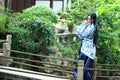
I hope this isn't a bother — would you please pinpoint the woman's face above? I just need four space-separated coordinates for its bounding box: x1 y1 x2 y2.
87 15 92 23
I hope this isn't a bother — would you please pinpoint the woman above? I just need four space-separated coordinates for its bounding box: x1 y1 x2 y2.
73 12 98 80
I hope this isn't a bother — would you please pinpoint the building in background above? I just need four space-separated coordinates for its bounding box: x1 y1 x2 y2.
36 0 71 12
3 0 71 12
5 0 35 12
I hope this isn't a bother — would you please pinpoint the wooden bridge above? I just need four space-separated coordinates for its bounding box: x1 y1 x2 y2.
0 35 120 80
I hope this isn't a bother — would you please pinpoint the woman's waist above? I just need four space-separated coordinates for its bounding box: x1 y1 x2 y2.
82 38 93 42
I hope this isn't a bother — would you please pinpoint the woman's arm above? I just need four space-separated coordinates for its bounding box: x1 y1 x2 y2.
80 24 95 38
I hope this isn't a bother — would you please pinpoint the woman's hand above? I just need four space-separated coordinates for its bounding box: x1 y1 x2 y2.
82 20 88 24
73 24 78 29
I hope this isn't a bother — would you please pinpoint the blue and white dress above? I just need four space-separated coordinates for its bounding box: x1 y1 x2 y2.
75 23 96 59
74 23 96 80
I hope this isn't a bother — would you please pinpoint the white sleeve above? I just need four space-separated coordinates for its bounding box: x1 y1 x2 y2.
81 24 94 38
75 24 88 39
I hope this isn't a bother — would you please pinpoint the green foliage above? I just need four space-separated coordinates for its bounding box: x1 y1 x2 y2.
61 0 97 24
0 0 120 77
5 5 58 55
61 0 120 65
0 5 4 13
0 14 7 33
60 0 120 76
23 5 59 23
59 0 98 32
96 1 120 65
10 19 56 53
0 6 7 33
56 37 81 59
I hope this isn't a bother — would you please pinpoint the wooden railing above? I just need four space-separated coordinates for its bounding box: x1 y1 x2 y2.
0 49 76 79
0 35 12 66
0 35 120 80
0 34 76 79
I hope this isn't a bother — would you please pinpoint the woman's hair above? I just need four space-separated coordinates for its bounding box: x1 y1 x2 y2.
88 12 97 25
88 12 98 45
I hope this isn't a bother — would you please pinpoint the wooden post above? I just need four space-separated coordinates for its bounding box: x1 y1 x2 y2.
3 43 8 66
3 43 8 56
6 35 12 56
2 35 12 66
50 0 53 9
62 0 64 11
0 43 7 65
77 60 84 80
93 57 97 80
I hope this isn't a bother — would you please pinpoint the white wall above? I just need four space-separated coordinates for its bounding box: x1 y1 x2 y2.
36 0 71 13
36 1 50 7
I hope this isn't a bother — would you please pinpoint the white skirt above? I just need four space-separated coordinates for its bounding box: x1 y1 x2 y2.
81 40 96 59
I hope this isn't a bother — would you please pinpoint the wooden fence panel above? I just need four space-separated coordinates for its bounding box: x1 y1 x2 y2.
17 0 24 12
5 0 35 12
11 0 18 12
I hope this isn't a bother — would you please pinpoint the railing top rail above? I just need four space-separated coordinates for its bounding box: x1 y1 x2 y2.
0 66 69 80
0 40 7 43
84 68 120 72
96 63 120 67
9 49 76 63
0 55 75 69
97 76 120 79
0 57 73 74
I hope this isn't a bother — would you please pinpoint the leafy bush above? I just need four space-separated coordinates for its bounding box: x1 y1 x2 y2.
60 0 120 76
9 18 56 53
23 5 59 23
60 0 97 24
60 0 120 64
0 14 7 33
97 1 120 64
0 6 7 33
6 5 58 54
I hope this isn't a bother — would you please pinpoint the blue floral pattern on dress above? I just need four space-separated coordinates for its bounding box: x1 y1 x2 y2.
75 23 96 59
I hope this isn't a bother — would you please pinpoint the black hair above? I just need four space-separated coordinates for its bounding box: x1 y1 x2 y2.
88 12 98 45
88 12 97 25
